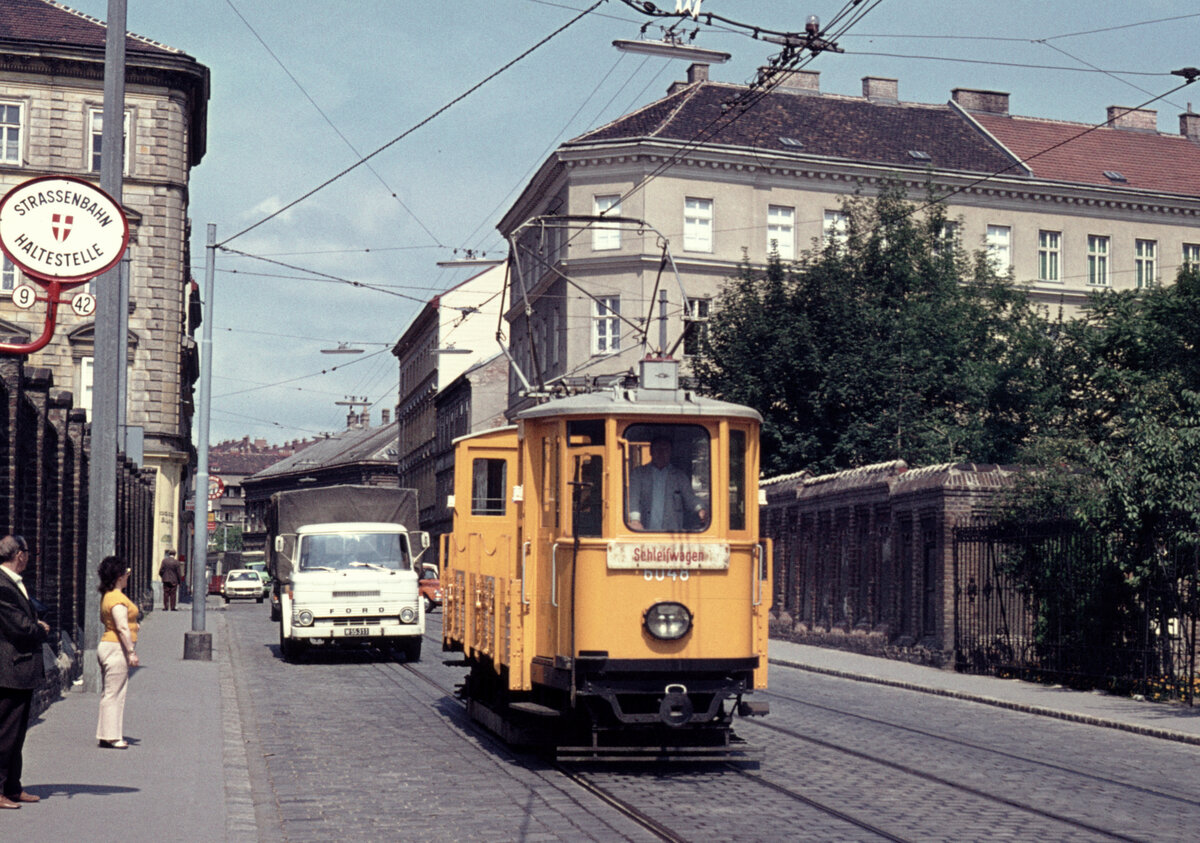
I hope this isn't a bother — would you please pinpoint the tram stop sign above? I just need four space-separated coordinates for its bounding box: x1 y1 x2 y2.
0 174 129 287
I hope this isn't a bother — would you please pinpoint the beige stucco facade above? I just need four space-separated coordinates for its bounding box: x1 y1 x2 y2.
0 17 209 574
499 80 1200 410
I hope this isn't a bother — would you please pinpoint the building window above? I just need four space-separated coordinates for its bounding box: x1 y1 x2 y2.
683 297 710 356
767 204 795 260
823 209 847 247
1088 235 1110 286
986 225 1011 273
0 102 21 164
88 108 130 174
592 296 620 355
1 255 18 292
592 195 620 251
1184 243 1200 269
1135 239 1157 288
683 197 712 252
78 357 94 421
1037 230 1061 282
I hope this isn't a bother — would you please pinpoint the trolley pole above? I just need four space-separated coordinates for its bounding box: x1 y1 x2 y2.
82 0 127 693
184 223 216 660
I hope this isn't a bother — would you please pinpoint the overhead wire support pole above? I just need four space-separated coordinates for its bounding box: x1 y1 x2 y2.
83 0 126 694
185 224 216 660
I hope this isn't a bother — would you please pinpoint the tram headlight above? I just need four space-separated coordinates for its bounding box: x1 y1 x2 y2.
400 607 417 623
644 601 692 640
295 609 313 627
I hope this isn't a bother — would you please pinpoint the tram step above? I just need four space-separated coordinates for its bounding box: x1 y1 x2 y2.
509 701 562 718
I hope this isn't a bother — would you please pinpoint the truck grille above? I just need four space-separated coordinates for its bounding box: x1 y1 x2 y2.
330 590 381 598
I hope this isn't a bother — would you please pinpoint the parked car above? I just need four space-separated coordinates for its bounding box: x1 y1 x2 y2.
418 564 442 614
222 569 265 603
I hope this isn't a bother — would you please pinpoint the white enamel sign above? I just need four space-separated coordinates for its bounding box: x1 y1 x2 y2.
0 175 129 286
607 541 731 570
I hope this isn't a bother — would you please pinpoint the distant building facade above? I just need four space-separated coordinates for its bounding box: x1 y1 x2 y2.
240 417 401 552
426 352 509 555
208 436 312 542
499 65 1200 411
0 0 209 561
392 264 505 528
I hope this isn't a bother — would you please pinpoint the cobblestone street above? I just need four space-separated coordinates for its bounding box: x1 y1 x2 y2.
218 601 1200 842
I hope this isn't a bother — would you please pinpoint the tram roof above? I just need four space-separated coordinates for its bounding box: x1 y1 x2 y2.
517 386 761 423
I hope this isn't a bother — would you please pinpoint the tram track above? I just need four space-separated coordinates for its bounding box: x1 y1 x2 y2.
385 631 920 842
761 686 1200 810
385 640 692 843
738 715 1146 842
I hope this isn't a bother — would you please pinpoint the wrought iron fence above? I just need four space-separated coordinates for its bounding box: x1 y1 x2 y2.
953 518 1198 704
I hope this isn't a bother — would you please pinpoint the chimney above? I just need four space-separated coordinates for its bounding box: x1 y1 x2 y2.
772 68 820 95
1108 105 1157 132
952 88 1009 115
667 62 710 95
381 408 391 425
359 410 370 428
862 76 898 102
346 410 356 429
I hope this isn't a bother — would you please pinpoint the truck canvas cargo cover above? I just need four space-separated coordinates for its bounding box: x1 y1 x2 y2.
267 485 419 583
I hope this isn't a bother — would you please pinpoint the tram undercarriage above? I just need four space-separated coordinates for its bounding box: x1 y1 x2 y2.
460 658 768 762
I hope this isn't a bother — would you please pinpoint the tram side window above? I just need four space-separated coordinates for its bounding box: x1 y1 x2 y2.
571 454 603 537
471 458 507 516
624 423 710 533
730 429 747 531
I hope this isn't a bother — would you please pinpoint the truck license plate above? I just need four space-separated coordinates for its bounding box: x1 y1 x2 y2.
342 627 372 637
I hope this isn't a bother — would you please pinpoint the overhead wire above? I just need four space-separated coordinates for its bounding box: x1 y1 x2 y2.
222 0 443 247
216 0 605 249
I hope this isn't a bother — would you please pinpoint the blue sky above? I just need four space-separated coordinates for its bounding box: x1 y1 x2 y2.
65 0 1200 444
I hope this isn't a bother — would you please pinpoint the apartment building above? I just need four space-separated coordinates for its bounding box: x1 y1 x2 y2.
392 263 505 527
498 65 1200 409
0 0 209 558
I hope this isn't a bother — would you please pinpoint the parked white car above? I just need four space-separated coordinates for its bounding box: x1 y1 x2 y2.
222 569 265 603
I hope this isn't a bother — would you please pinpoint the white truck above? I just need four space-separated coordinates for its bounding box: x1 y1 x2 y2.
267 485 429 662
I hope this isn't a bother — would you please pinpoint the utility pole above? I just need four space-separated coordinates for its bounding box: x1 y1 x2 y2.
82 0 127 693
184 223 216 660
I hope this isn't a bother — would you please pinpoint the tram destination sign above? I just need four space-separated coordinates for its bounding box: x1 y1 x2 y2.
607 541 730 570
0 175 129 286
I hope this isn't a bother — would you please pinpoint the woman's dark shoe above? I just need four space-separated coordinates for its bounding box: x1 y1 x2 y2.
98 739 129 749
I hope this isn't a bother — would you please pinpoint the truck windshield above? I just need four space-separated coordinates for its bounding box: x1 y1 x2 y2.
298 533 410 571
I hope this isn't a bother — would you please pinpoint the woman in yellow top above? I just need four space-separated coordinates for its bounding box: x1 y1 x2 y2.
96 555 139 749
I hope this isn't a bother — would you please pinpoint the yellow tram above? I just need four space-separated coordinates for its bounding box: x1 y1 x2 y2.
442 357 771 761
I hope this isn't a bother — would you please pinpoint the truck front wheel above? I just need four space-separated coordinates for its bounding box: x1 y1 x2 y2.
401 637 422 663
280 626 304 662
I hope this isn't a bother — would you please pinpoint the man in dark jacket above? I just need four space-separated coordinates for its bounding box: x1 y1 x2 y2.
159 548 184 611
0 535 49 808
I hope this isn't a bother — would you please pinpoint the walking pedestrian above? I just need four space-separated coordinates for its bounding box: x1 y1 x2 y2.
159 548 184 611
0 535 49 807
96 555 139 750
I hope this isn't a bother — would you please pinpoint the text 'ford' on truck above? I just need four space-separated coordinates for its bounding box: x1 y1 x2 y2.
267 485 430 662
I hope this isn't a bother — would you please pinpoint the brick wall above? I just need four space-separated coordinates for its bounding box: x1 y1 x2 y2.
763 461 1014 667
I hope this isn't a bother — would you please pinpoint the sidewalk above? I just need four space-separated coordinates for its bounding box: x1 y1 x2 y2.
3 600 252 842
769 638 1200 745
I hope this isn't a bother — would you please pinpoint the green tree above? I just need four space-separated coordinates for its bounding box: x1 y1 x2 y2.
694 186 1055 475
1002 267 1200 691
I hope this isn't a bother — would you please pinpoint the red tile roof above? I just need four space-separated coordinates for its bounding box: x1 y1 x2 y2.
0 0 179 56
969 112 1200 197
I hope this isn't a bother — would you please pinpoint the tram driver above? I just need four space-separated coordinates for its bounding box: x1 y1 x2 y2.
627 436 707 532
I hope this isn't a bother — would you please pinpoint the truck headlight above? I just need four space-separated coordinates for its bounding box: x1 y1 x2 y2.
400 607 416 623
644 602 692 640
296 610 313 627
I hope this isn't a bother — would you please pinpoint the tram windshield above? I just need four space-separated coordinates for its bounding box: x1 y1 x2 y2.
623 423 710 533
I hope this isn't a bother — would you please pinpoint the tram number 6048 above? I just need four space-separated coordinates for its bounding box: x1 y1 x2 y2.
643 569 689 581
